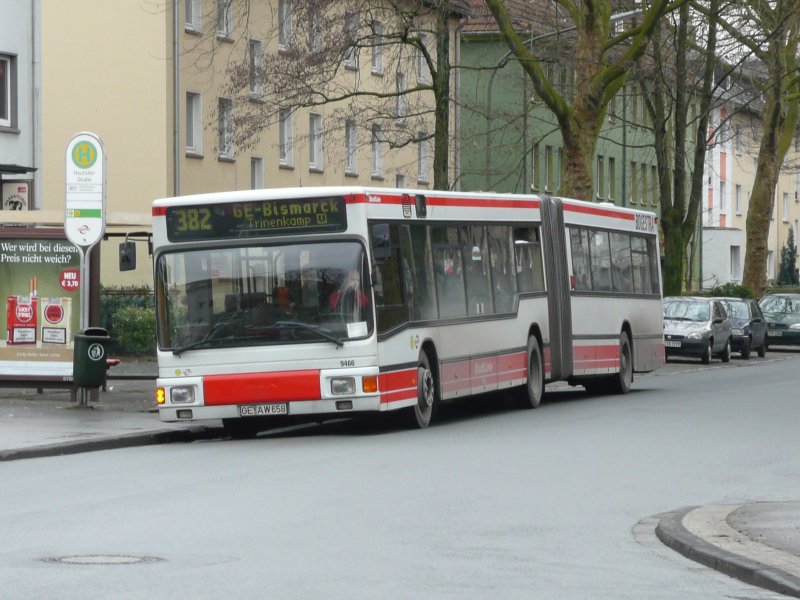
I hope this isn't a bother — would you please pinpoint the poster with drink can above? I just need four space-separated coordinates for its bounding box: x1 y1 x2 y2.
0 232 81 380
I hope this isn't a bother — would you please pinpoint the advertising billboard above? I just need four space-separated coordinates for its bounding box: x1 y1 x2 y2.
0 230 81 381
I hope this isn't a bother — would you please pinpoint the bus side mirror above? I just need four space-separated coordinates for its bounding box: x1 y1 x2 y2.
119 241 136 271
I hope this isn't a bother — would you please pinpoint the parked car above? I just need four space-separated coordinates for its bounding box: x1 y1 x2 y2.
663 296 732 364
719 297 768 359
758 293 800 347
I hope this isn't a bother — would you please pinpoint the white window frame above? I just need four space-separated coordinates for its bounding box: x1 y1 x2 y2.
767 250 776 279
416 32 430 84
783 192 790 222
417 135 429 184
735 184 742 215
185 0 201 31
251 156 264 189
344 119 357 175
308 7 322 53
309 112 324 171
730 245 741 279
371 125 384 178
186 91 202 155
249 40 264 97
217 0 233 38
278 0 292 51
396 72 408 123
279 109 294 167
344 12 358 69
0 54 12 128
371 21 384 75
720 180 726 213
396 173 406 188
218 98 234 159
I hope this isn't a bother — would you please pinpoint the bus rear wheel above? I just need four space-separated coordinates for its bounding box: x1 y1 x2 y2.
517 336 544 409
409 351 437 429
608 331 633 394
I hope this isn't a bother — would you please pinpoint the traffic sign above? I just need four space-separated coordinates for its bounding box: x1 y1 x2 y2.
65 132 106 248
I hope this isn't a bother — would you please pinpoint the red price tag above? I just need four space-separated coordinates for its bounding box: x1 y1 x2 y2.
60 269 80 291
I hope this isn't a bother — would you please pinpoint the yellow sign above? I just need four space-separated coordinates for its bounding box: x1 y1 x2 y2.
71 141 98 169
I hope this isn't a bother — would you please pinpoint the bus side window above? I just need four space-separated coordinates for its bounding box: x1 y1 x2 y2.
588 230 612 292
568 228 591 291
514 227 545 293
631 235 653 294
610 232 634 293
489 225 517 312
370 222 409 333
406 224 437 320
462 225 493 316
432 226 466 319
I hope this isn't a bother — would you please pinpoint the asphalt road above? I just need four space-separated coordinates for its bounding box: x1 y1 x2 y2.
1 348 798 599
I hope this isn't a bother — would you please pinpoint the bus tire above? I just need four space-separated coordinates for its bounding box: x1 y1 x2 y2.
608 331 633 395
518 336 544 409
409 350 438 429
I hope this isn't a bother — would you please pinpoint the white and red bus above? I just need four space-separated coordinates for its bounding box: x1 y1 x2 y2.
152 186 663 435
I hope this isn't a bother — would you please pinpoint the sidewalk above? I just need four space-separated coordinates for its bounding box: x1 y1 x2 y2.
0 358 218 461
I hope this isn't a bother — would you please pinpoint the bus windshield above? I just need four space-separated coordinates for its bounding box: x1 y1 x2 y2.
156 240 373 352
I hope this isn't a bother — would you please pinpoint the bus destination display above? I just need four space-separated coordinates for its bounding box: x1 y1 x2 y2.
165 196 348 241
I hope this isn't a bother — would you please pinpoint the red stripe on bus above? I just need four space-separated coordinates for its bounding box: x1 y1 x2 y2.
348 194 539 210
381 390 417 405
203 370 320 405
379 368 417 405
564 203 636 220
152 206 167 216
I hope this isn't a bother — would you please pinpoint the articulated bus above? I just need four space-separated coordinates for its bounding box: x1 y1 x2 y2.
152 186 663 435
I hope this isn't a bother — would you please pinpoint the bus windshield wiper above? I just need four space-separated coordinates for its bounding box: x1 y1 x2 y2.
172 322 231 356
274 321 344 347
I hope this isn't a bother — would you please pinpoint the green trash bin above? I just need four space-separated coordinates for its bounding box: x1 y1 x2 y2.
73 327 111 388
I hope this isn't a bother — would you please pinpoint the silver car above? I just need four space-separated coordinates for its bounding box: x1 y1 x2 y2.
663 296 732 364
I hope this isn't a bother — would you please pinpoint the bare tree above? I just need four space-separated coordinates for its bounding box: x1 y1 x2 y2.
483 0 689 200
216 0 468 190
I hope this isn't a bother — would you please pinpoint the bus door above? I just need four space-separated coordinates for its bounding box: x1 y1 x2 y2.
540 195 573 380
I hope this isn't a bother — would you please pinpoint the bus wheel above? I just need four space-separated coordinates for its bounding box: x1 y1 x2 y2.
411 351 437 429
518 336 544 409
608 332 633 395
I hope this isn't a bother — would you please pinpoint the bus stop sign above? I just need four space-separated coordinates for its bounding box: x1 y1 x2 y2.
65 132 106 249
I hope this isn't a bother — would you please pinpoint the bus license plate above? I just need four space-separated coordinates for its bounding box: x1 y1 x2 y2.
664 341 681 348
240 404 289 417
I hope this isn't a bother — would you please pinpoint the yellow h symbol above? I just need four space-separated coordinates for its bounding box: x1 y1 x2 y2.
73 142 97 169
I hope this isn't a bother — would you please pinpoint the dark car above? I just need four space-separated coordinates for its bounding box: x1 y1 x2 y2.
719 297 768 359
663 296 732 364
759 293 800 346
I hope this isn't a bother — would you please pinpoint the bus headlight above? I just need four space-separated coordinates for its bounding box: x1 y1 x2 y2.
331 377 356 395
170 386 195 404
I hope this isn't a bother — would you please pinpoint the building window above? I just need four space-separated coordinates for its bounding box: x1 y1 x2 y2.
371 125 384 178
641 163 648 205
218 98 233 159
720 180 726 212
608 157 616 200
417 135 429 184
344 120 357 175
279 109 293 167
185 0 201 31
767 250 775 279
735 127 743 153
371 21 383 75
396 72 407 123
308 7 322 53
544 146 553 192
630 162 638 204
344 12 358 69
217 0 233 38
249 40 264 98
278 0 292 51
532 144 540 191
783 192 790 222
735 184 742 214
186 92 202 155
596 155 605 199
416 32 430 84
309 113 324 171
0 54 13 129
730 246 741 279
251 157 264 189
650 166 657 205
395 173 405 188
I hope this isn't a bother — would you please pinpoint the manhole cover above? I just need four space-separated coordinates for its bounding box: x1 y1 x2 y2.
44 555 162 565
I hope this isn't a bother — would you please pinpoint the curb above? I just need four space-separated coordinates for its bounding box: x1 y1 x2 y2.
0 427 218 462
655 507 800 598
